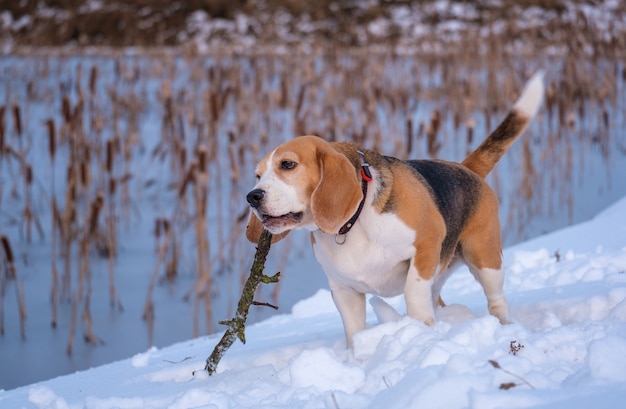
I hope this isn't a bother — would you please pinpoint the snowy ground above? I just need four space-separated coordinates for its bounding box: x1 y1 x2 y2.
1 195 625 408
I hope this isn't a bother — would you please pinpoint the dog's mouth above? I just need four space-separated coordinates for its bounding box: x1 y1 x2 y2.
260 211 303 231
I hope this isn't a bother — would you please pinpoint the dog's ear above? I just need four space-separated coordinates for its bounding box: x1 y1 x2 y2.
311 149 362 234
245 211 290 243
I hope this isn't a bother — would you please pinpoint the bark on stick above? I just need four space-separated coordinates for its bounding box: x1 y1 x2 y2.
203 229 278 375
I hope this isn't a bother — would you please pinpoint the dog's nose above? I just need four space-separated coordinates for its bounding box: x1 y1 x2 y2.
246 189 265 208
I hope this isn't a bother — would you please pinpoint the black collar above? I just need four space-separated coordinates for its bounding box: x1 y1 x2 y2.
337 150 372 239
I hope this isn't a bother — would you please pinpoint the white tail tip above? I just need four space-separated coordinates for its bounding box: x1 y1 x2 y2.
514 71 545 118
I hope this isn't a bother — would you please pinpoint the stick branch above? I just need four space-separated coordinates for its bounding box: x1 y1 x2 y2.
202 229 278 375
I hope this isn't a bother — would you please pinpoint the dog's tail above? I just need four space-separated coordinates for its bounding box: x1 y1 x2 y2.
462 72 544 178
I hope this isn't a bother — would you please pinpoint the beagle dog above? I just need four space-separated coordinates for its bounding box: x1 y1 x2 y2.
246 73 544 347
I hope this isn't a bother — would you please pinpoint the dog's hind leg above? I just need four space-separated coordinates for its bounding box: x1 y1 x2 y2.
459 194 511 324
467 263 511 324
461 235 511 324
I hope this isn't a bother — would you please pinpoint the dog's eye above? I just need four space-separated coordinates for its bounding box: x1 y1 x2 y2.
255 174 260 180
280 160 297 170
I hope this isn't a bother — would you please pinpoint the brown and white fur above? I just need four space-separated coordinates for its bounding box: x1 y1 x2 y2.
246 73 544 347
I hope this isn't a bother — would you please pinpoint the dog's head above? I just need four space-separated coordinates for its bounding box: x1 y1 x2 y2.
245 136 363 243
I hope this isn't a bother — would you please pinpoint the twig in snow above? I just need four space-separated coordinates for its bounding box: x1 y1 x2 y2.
199 229 279 375
488 360 535 390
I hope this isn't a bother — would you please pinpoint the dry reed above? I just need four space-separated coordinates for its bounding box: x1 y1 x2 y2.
0 235 27 339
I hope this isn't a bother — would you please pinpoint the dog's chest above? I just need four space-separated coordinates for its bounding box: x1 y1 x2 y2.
312 211 416 297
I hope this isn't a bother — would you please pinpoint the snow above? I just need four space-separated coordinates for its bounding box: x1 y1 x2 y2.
2 196 625 408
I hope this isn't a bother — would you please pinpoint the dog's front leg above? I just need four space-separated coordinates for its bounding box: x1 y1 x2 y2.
329 279 365 348
404 251 440 326
404 273 436 326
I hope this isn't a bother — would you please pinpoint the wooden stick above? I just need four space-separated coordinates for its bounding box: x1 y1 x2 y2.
202 229 278 375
